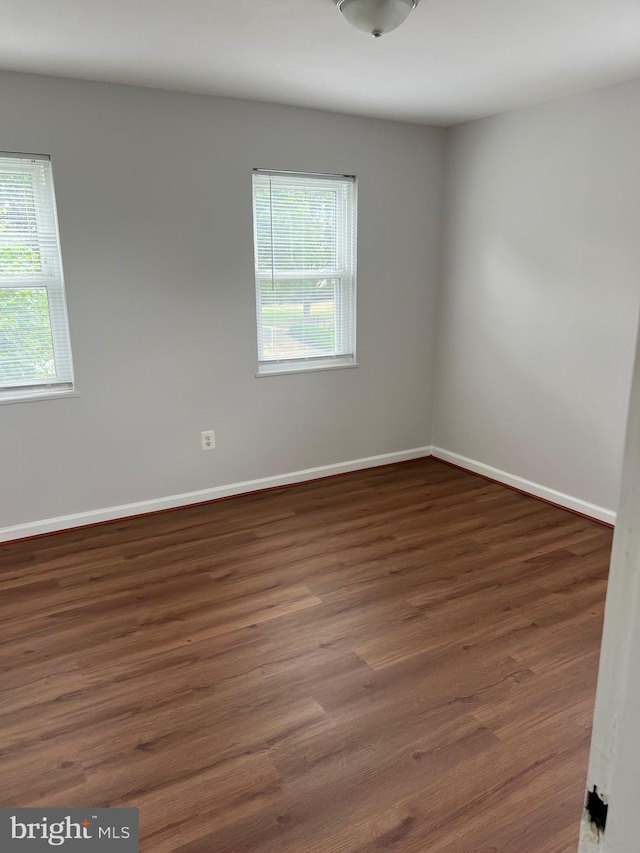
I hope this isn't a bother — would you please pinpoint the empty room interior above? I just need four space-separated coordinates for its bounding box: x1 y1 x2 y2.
2 1 640 851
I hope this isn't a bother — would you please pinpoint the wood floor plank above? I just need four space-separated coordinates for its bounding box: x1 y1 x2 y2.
0 458 611 851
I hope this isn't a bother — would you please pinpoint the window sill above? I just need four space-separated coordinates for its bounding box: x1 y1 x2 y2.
256 361 358 378
0 389 81 406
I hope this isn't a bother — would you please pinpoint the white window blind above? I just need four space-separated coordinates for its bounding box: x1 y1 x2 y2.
252 170 357 375
0 152 74 398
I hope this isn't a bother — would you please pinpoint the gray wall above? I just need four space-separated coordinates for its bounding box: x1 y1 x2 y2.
4 69 640 532
0 71 444 531
433 79 640 512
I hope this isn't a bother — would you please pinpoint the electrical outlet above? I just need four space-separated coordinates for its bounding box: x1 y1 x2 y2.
201 430 215 451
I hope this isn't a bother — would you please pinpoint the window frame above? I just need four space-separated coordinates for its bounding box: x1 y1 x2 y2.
0 151 75 403
252 168 358 377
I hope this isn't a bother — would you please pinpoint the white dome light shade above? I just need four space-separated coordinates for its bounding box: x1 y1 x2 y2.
337 0 418 38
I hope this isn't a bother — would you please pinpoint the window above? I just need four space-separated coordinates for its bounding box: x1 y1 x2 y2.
252 169 357 375
0 153 74 400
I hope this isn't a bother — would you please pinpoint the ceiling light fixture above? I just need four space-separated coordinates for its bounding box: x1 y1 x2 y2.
337 0 419 38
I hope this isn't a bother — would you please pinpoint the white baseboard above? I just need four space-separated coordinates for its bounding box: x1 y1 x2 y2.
0 447 434 543
431 447 616 525
1 445 615 543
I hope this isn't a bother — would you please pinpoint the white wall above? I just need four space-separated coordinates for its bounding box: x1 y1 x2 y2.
433 79 640 513
0 71 444 534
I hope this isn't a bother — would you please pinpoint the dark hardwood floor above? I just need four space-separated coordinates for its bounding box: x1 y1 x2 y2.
0 458 612 852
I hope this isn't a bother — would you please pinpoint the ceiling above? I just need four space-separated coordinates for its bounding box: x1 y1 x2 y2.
2 0 640 125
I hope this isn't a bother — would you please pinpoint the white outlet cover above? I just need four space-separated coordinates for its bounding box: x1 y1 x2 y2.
201 430 215 450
